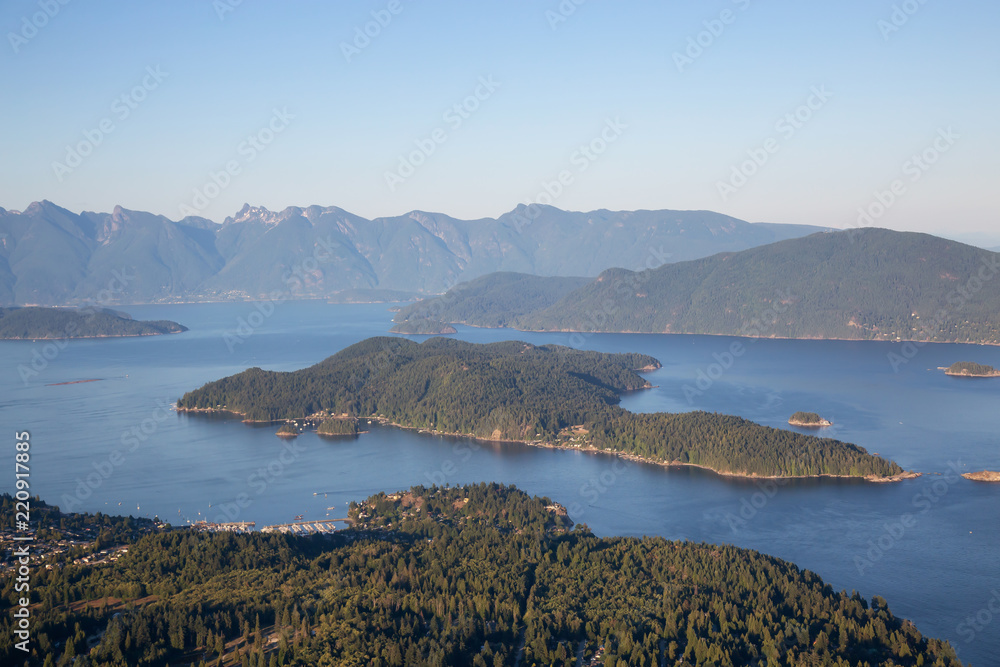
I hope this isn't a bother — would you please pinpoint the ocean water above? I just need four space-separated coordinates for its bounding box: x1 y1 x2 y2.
2 300 998 664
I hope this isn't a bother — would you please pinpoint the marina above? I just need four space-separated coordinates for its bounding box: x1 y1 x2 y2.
260 518 350 535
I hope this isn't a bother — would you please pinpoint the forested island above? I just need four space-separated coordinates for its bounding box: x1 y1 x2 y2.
275 423 299 438
788 412 832 427
317 417 360 436
943 361 1000 377
0 306 186 339
178 337 907 480
0 485 967 666
389 318 457 335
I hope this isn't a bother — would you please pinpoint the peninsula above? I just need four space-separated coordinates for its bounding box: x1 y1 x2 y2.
0 486 965 666
943 361 1000 377
0 306 187 339
178 336 908 481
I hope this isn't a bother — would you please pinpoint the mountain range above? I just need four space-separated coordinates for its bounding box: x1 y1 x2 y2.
0 201 830 306
394 228 1000 345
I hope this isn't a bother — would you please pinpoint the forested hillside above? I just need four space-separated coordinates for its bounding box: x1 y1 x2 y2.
0 307 186 339
178 337 903 479
0 485 965 666
393 272 589 328
400 229 1000 345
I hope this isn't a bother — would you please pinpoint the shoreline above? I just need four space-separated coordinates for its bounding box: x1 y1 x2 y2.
788 419 833 427
962 471 1000 482
408 320 1000 347
941 369 1000 378
1 331 184 341
176 406 919 484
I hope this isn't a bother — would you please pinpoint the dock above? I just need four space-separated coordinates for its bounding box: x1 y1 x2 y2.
261 518 350 535
189 521 255 533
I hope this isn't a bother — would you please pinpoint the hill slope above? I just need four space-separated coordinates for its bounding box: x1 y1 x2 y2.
393 271 590 329
177 337 904 479
406 229 1000 345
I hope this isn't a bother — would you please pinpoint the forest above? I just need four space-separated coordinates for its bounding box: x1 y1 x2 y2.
0 484 966 666
0 307 186 339
316 418 360 436
393 272 590 329
178 337 903 479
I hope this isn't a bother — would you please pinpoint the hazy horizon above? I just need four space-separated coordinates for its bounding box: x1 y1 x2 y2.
3 1 998 242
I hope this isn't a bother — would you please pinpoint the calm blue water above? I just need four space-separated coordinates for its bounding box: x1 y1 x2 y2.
2 301 998 664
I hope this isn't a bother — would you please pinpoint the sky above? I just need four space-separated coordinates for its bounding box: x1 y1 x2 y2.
2 0 998 244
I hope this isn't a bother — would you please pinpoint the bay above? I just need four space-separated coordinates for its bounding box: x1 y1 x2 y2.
2 300 998 664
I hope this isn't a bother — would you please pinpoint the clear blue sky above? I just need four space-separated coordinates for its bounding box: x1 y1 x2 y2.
2 0 997 243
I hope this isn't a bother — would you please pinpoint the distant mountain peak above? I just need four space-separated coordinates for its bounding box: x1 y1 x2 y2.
0 200 841 306
24 200 64 216
226 203 278 226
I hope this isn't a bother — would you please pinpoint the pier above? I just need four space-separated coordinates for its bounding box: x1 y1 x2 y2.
189 521 255 533
261 518 350 535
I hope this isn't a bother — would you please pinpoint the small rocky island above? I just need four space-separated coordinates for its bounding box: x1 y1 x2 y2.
962 470 1000 482
788 411 832 427
942 361 1000 377
276 422 299 438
